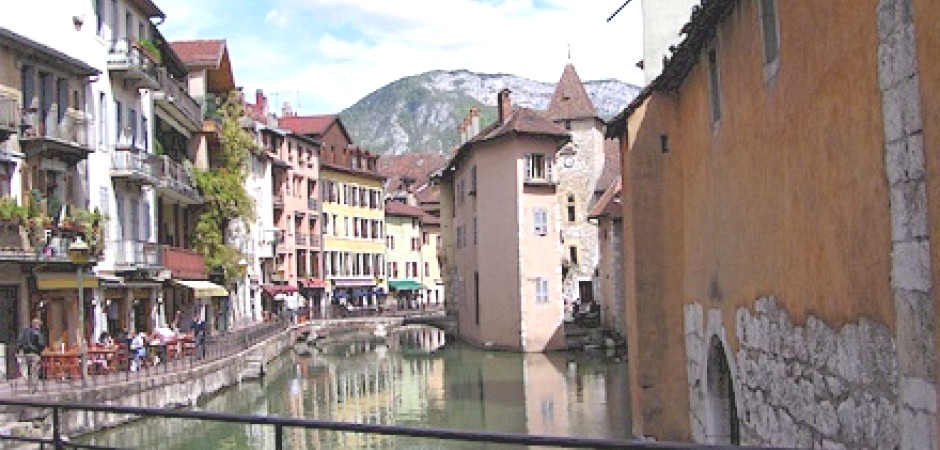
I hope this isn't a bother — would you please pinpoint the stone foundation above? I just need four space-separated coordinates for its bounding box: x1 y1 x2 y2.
686 297 901 448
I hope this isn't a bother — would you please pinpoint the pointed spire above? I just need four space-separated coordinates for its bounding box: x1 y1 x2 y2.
546 63 598 122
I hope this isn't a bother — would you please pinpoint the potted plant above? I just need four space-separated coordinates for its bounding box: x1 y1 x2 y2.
75 208 107 256
0 197 27 227
134 38 162 64
26 213 51 248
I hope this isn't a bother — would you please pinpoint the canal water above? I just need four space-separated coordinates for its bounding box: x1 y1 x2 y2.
79 325 631 449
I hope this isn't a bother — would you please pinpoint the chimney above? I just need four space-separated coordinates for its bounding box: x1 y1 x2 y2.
470 107 480 137
459 120 467 145
498 89 512 125
255 89 266 115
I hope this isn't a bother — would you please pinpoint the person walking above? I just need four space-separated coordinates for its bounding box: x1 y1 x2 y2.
17 318 45 393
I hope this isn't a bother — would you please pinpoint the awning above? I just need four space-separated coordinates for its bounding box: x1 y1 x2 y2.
301 278 326 289
333 290 348 298
263 284 298 295
172 279 229 297
332 278 374 288
372 287 387 297
36 273 99 290
388 279 424 291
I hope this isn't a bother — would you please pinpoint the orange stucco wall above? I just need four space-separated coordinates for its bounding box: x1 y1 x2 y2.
623 0 896 441
913 0 940 436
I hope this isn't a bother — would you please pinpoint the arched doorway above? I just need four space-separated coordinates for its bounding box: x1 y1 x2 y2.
705 336 739 444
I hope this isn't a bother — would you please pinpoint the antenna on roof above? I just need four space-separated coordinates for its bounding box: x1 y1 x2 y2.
607 0 634 22
567 43 571 61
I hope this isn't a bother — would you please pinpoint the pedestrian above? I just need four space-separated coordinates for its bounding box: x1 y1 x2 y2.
130 332 146 371
17 318 45 393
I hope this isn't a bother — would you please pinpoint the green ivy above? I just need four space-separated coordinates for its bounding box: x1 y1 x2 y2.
192 92 257 285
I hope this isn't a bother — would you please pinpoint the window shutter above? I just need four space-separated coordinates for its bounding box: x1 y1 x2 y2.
524 154 532 179
534 208 547 235
547 156 554 182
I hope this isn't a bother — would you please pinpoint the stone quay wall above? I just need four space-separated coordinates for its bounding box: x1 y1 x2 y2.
0 327 293 439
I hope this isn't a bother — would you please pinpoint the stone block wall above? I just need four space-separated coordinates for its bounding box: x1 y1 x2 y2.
686 297 902 448
734 297 899 448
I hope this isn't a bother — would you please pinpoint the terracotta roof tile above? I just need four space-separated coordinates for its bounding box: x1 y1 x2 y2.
279 115 337 136
476 107 569 142
378 153 449 193
547 63 598 122
385 201 427 218
170 40 225 67
588 178 622 219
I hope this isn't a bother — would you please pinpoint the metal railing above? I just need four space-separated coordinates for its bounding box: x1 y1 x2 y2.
107 38 159 82
0 397 775 450
0 96 18 132
111 150 156 181
21 106 89 146
295 233 308 245
155 155 201 202
307 198 319 211
110 240 162 268
155 68 201 126
1 320 286 395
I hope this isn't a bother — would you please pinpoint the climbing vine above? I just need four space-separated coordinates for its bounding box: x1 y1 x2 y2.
192 92 257 285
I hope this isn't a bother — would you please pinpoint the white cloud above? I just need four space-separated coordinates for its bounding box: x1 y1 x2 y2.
158 0 645 113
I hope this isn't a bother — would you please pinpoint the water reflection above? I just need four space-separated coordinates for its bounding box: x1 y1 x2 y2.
80 325 629 449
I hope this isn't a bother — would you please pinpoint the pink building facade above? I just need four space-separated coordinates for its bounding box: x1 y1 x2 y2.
440 90 570 352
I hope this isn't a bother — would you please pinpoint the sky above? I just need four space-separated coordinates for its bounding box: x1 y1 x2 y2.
155 0 646 115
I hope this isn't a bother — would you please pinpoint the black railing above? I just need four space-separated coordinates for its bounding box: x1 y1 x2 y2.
0 398 784 450
3 320 286 394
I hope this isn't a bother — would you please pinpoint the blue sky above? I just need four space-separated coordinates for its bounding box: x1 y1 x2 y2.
156 0 646 115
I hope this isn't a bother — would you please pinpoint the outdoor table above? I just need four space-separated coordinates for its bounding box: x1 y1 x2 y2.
41 349 81 380
88 346 121 374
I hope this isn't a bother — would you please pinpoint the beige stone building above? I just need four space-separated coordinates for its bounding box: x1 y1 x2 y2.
545 63 609 317
439 89 569 352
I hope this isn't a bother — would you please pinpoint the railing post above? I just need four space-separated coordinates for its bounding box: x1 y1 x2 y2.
275 424 283 450
52 406 63 450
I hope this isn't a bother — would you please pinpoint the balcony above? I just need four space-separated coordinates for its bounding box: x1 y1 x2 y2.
0 96 17 141
111 150 157 185
153 68 201 132
308 198 319 212
111 240 162 271
108 39 159 89
276 232 287 252
162 246 206 279
155 155 202 205
0 225 75 263
523 173 556 187
273 192 285 210
19 108 92 165
295 234 308 246
309 233 321 248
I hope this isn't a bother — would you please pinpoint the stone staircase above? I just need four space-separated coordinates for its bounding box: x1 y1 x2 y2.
565 323 626 351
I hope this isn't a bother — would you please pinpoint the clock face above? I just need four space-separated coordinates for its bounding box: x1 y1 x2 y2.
563 156 574 168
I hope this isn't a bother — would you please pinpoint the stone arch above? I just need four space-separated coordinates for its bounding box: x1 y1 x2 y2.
704 335 739 444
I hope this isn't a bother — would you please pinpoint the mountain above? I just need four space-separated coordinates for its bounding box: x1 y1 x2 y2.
339 69 641 155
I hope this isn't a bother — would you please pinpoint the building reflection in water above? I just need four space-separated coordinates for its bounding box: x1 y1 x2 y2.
79 325 629 449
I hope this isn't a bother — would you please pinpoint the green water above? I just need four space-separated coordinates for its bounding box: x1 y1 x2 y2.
79 325 631 449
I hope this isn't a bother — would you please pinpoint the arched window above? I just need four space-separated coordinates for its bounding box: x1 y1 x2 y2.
705 336 739 444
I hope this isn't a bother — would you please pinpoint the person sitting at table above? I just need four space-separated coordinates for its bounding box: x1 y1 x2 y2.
98 331 115 347
130 332 146 372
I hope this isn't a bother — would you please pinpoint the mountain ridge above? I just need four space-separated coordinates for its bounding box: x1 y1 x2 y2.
340 69 640 155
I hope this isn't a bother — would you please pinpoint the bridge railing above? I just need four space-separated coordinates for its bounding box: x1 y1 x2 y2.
0 398 787 450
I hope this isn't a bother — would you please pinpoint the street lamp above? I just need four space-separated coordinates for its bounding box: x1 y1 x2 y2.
69 235 90 387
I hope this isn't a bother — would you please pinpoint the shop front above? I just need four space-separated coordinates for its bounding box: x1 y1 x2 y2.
388 279 425 310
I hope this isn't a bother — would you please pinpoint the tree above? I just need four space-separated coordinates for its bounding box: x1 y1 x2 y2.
192 92 257 285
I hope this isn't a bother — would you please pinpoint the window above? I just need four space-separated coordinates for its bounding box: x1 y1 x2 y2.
98 92 106 148
569 246 578 265
533 207 548 235
535 278 549 304
469 166 477 195
109 0 118 44
56 78 68 122
424 262 430 277
422 232 428 245
567 194 576 222
458 179 465 204
114 98 122 141
759 0 781 82
95 0 104 36
708 48 721 125
760 0 780 67
525 153 554 183
474 272 480 325
473 216 478 245
392 262 399 278
129 107 137 146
